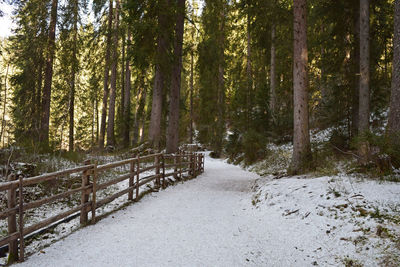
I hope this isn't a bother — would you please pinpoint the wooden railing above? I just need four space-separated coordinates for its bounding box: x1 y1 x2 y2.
0 151 205 263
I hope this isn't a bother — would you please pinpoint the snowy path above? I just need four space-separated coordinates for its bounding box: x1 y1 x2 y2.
18 155 271 266
18 154 399 266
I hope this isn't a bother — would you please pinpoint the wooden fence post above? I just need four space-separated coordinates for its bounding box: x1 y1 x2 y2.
91 162 97 224
162 154 165 188
80 160 91 225
155 155 160 188
7 174 18 263
18 175 25 262
128 160 134 201
179 154 182 179
201 154 206 172
190 153 194 177
136 156 140 201
173 154 177 179
193 154 197 177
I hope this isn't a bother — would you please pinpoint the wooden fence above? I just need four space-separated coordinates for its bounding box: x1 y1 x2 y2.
0 151 205 263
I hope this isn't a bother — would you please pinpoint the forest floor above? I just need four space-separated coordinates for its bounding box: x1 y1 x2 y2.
13 151 400 266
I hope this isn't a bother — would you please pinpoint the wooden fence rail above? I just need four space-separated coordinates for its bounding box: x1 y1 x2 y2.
0 151 205 263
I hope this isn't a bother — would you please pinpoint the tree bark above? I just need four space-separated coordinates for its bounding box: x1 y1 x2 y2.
133 73 146 146
246 11 252 128
189 49 194 144
149 0 170 149
40 0 58 148
214 3 226 156
69 0 79 152
123 30 132 147
166 0 186 153
0 63 9 145
270 24 276 119
106 0 120 147
290 0 312 174
99 0 113 148
352 0 360 138
358 0 370 163
358 0 370 134
388 0 400 138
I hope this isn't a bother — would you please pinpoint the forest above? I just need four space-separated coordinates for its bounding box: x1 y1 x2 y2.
0 0 398 176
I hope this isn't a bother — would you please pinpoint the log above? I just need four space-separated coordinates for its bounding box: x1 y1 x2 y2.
91 163 97 224
7 174 18 262
18 175 25 261
80 161 91 225
24 203 90 236
136 156 140 200
128 161 134 201
96 173 131 191
96 158 137 172
23 185 91 211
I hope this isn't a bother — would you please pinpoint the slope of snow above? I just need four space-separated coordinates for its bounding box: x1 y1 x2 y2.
16 154 400 266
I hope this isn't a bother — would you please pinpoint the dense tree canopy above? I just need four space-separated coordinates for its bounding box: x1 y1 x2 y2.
0 0 398 172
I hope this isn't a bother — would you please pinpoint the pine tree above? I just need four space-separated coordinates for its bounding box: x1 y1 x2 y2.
290 0 312 174
99 0 113 148
166 0 186 153
149 0 173 149
388 0 400 142
106 0 120 148
40 0 59 148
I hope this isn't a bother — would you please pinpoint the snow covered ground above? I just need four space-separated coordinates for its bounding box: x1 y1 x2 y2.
15 153 400 266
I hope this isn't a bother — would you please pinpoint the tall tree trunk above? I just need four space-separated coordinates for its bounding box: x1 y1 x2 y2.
40 0 58 148
214 3 226 156
99 0 113 148
0 63 9 145
189 49 194 144
352 0 360 137
120 31 125 129
133 73 146 146
149 0 170 149
69 0 79 152
246 11 252 128
95 98 99 143
92 100 95 146
35 50 44 138
358 0 370 163
123 31 132 147
106 0 120 147
270 24 277 119
290 0 312 174
166 0 186 153
358 0 370 134
388 0 400 140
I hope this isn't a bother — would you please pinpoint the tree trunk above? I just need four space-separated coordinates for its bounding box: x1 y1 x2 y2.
106 0 120 148
40 0 58 148
246 11 252 128
358 0 370 163
123 31 132 147
358 0 370 134
352 0 360 138
214 4 226 156
69 0 79 152
133 73 146 146
35 51 44 138
149 0 170 149
270 24 276 118
290 0 312 174
0 63 9 145
189 49 194 144
166 0 185 153
388 0 400 139
99 0 113 148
